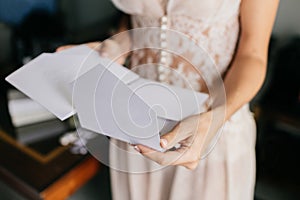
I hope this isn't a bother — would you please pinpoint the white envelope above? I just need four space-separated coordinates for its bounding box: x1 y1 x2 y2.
71 64 208 150
6 46 208 151
6 45 138 120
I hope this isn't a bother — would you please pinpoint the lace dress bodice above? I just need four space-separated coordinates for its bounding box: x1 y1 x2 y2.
112 0 241 92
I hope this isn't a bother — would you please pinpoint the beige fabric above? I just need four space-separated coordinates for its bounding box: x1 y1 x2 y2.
109 0 256 199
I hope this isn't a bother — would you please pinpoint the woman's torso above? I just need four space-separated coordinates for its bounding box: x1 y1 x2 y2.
111 0 241 92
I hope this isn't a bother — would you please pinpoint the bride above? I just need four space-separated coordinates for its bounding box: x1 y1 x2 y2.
57 0 279 199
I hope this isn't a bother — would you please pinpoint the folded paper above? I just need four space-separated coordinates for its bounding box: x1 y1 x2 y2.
6 46 208 151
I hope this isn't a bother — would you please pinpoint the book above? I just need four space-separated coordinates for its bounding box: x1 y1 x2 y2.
8 89 69 144
8 90 56 127
16 119 68 144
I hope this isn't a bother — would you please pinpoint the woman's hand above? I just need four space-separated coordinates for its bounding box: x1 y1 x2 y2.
135 110 222 170
56 40 126 65
56 41 100 51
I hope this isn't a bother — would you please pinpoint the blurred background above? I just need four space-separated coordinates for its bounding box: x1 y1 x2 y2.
0 0 299 200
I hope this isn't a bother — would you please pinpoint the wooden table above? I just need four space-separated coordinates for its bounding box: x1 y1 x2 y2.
0 130 101 200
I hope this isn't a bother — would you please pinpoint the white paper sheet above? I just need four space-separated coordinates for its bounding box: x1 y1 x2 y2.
6 46 209 151
72 65 163 150
71 62 208 151
6 46 139 120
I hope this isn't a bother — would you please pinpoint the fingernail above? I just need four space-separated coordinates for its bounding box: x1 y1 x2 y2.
134 145 141 153
160 139 168 148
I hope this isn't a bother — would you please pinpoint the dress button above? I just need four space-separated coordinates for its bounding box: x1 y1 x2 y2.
160 56 167 64
159 73 167 81
161 16 168 23
159 15 169 82
158 65 165 76
158 65 165 72
161 24 167 30
160 32 166 40
161 51 167 57
161 41 167 48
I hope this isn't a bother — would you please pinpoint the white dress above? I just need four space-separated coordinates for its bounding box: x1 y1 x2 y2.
109 0 256 199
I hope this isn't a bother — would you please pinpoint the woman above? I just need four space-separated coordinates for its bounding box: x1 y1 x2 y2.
58 0 279 199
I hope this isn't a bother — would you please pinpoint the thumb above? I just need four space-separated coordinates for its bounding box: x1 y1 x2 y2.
160 128 179 149
160 118 197 149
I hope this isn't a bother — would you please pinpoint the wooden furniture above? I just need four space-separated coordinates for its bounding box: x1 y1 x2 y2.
0 130 101 200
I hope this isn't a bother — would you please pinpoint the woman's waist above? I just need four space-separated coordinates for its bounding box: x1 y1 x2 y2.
130 49 211 92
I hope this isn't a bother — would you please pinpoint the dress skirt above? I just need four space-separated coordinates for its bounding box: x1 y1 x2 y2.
109 104 256 200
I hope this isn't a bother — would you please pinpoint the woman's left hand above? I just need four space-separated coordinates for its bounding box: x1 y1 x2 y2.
135 111 220 170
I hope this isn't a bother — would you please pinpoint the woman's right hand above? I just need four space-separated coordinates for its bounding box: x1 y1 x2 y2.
56 40 126 65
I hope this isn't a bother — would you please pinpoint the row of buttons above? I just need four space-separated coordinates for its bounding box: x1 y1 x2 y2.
158 15 169 82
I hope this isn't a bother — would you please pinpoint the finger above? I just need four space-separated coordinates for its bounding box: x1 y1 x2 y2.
98 40 126 64
100 40 121 56
135 145 155 154
136 144 192 166
160 129 178 149
160 125 195 150
86 42 101 49
175 133 208 168
170 147 201 167
137 144 181 166
56 45 76 52
159 141 202 167
99 40 116 54
183 161 199 170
